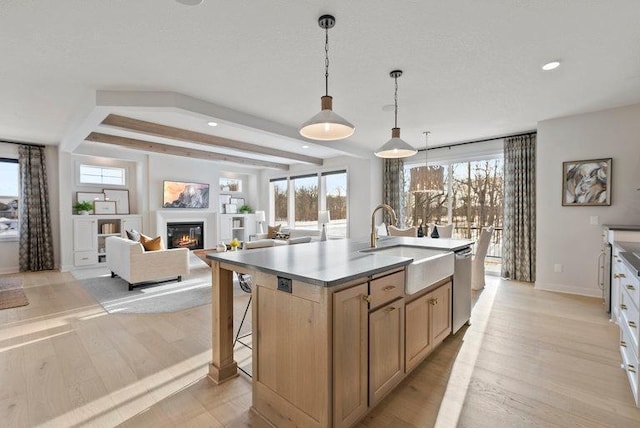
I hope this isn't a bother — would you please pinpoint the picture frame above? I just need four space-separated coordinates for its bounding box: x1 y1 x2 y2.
562 158 612 206
225 203 237 214
230 197 245 207
76 192 105 204
219 194 231 213
94 200 117 215
103 189 130 214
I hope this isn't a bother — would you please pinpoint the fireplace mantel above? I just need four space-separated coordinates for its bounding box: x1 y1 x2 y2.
156 210 217 249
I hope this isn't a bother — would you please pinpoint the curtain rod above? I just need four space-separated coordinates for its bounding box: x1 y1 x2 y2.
417 130 536 152
0 139 46 148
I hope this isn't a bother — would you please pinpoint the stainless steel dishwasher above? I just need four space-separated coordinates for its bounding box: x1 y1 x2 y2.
452 247 472 334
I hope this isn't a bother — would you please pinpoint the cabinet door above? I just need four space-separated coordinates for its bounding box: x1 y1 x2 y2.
430 281 452 347
73 218 97 252
369 297 405 406
333 283 368 428
122 216 141 236
405 293 432 372
218 215 232 242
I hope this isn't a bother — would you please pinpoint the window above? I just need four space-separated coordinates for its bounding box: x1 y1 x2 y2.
270 178 288 227
293 174 319 230
79 164 126 186
403 156 503 261
269 170 348 238
0 158 19 239
219 177 242 192
322 170 347 238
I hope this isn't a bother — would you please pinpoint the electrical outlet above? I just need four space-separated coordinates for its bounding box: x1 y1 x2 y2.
590 215 599 225
554 264 563 273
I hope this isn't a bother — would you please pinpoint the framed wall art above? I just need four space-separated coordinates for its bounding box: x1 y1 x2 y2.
562 158 612 206
219 194 231 213
94 200 117 215
163 181 210 209
76 192 105 204
103 189 130 214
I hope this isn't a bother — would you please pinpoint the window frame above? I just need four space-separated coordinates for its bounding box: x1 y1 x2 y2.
77 162 127 187
0 157 20 241
268 169 349 238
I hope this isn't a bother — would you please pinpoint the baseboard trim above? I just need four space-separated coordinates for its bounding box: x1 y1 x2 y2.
0 266 19 275
534 281 603 298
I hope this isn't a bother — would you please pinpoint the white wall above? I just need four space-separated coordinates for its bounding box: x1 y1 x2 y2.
0 143 60 274
536 103 640 297
259 156 383 242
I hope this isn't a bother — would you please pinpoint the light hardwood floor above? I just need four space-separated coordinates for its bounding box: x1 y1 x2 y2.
1 271 639 427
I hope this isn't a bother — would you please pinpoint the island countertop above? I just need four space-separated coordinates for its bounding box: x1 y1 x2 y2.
206 236 473 287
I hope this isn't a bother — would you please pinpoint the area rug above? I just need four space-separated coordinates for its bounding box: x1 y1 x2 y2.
0 277 29 310
77 254 213 314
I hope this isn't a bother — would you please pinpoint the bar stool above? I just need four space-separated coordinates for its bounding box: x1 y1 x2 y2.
235 273 253 377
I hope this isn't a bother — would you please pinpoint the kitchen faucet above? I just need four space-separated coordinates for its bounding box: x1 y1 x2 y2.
370 204 397 248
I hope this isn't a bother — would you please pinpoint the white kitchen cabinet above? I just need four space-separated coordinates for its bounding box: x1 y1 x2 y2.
73 215 142 267
619 255 640 407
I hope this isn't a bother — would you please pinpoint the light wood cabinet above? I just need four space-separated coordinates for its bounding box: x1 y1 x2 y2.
333 283 368 428
405 280 452 373
369 297 405 406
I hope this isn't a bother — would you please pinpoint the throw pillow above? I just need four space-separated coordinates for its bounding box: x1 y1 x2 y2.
267 224 281 239
126 229 141 242
275 232 290 240
140 235 164 251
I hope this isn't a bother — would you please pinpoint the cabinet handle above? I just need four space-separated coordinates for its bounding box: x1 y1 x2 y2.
629 364 637 373
626 284 636 291
621 304 627 310
383 286 396 292
429 298 439 306
615 273 627 279
621 340 627 347
629 321 637 329
385 306 396 313
362 295 371 303
617 259 622 263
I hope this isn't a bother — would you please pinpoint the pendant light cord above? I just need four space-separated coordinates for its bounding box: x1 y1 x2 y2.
424 131 430 191
394 75 399 128
325 26 330 96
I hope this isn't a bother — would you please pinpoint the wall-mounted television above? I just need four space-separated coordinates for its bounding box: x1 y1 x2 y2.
163 181 210 209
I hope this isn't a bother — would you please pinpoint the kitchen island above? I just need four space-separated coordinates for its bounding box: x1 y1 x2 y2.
206 236 472 427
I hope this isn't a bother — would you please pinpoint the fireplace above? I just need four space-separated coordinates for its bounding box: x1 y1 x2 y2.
167 222 204 250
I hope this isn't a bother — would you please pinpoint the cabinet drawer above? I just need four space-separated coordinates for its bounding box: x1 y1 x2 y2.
620 328 639 406
370 271 404 309
620 289 640 356
74 251 98 266
621 265 640 309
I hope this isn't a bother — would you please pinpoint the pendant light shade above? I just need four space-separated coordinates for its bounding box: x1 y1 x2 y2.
375 70 417 159
299 15 355 141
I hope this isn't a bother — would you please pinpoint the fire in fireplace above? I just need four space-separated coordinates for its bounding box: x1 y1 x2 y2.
167 222 204 250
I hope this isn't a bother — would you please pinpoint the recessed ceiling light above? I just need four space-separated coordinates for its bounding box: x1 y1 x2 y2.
207 121 218 127
302 145 309 149
542 61 561 71
176 0 203 5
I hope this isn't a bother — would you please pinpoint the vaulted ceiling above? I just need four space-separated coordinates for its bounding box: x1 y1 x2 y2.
2 1 640 167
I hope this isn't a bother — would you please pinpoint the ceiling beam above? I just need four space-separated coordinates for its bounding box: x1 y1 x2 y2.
85 132 290 170
100 114 323 165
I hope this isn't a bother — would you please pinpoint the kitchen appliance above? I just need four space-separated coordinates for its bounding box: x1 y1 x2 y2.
452 247 472 333
598 242 612 315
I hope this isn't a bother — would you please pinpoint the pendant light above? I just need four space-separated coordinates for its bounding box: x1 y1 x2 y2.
374 70 417 158
299 15 355 141
411 131 437 193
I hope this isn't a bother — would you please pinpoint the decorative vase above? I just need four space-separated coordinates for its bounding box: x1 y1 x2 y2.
79 210 89 215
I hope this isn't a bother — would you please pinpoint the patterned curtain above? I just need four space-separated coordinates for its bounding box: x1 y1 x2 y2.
382 158 404 226
502 134 536 282
18 145 54 271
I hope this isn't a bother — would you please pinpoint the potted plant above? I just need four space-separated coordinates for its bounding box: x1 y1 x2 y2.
239 204 252 214
73 201 93 215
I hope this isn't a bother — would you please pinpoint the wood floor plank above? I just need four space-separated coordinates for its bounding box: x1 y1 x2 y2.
1 272 639 427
